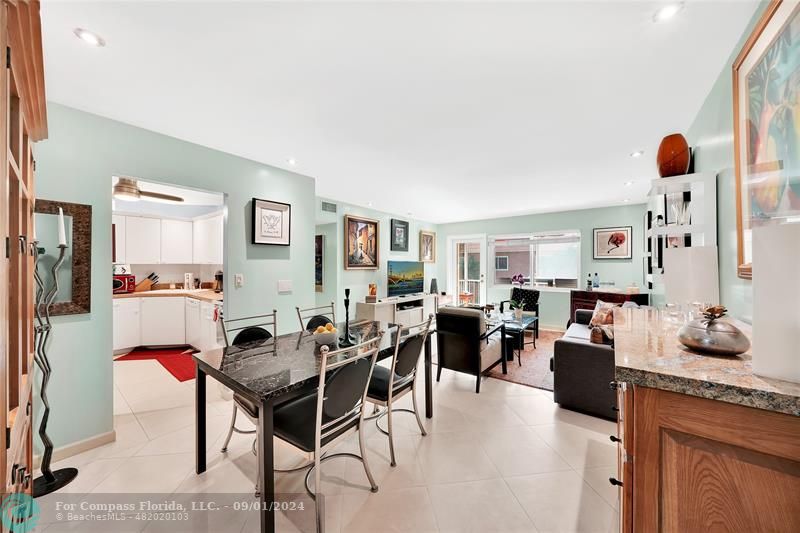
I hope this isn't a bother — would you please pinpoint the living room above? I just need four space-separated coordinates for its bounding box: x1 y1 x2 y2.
2 1 798 532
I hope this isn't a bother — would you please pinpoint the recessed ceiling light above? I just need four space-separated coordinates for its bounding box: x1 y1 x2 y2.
286 158 297 166
367 202 373 207
653 3 684 23
73 28 105 47
624 180 635 187
629 150 644 158
407 212 413 216
623 198 631 203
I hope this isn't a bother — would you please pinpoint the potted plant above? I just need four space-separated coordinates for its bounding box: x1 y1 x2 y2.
510 273 525 320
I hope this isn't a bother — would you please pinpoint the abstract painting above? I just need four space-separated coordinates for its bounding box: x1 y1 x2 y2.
419 230 436 262
734 0 800 278
593 226 632 259
345 215 379 269
390 219 409 251
315 235 323 292
252 198 291 245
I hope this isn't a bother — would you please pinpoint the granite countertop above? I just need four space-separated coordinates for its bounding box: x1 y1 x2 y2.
113 289 223 302
613 308 800 417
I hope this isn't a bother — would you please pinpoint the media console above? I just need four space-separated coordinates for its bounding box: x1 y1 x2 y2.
356 293 438 326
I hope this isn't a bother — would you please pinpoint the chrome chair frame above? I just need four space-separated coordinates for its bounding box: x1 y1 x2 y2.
366 315 433 467
277 333 384 533
296 302 336 332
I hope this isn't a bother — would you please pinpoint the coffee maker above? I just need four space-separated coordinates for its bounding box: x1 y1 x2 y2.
214 271 223 293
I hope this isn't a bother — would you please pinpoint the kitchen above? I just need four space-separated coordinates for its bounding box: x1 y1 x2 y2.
111 177 226 381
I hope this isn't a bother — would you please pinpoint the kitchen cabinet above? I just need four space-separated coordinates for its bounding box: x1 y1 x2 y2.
185 297 202 349
112 214 126 264
200 301 222 351
160 219 193 264
125 216 161 264
113 298 141 351
193 214 223 265
615 385 800 532
140 297 186 345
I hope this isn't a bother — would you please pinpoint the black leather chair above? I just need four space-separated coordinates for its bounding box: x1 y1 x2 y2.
273 333 384 533
366 315 432 466
551 309 616 420
296 303 336 331
500 287 540 340
435 307 504 393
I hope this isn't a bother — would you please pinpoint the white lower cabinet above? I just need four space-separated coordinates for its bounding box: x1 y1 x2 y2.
113 298 141 351
200 301 222 352
185 297 202 349
140 297 186 346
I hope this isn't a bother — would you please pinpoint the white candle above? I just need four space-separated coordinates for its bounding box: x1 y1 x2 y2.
57 207 67 246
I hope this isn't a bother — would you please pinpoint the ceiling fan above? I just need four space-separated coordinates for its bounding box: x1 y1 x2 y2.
113 177 184 203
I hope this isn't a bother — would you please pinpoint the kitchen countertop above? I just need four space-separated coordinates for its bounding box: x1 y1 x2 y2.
113 289 223 303
613 308 800 417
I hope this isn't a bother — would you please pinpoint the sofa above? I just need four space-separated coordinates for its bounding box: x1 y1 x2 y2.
435 306 504 393
551 309 616 420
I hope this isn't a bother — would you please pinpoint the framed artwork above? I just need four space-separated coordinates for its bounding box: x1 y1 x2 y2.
734 0 800 279
252 198 291 245
419 230 436 262
390 219 410 251
593 226 632 259
344 215 379 269
315 235 323 292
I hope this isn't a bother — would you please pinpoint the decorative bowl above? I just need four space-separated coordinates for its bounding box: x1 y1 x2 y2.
313 330 338 345
678 318 750 356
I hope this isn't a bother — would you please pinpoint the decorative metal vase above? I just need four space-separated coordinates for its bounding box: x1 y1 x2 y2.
678 306 750 356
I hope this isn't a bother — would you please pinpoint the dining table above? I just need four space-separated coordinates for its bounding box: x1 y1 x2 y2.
192 319 434 533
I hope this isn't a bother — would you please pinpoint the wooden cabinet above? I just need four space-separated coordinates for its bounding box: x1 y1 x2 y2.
113 298 141 351
185 297 201 350
616 385 800 532
193 214 223 265
125 216 161 264
140 297 186 345
160 218 193 264
112 214 126 264
569 290 649 323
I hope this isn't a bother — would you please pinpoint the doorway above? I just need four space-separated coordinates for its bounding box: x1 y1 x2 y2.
447 235 487 306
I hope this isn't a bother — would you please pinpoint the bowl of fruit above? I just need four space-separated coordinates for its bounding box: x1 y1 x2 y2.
312 323 338 345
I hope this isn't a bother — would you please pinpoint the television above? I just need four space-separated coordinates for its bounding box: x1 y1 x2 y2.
387 261 425 297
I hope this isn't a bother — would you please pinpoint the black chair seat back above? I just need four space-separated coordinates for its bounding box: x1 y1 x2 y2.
394 334 425 378
232 326 272 346
322 358 371 419
511 288 540 312
306 315 334 332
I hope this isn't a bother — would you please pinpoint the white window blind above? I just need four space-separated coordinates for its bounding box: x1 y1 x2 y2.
489 231 580 288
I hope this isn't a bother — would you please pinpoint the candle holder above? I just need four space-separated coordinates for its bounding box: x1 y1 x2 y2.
33 243 78 497
339 288 356 347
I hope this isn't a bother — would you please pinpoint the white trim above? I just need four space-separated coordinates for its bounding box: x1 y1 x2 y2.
32 430 116 469
446 234 487 304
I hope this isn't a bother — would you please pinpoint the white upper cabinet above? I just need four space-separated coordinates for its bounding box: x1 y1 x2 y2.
125 216 161 264
160 219 193 264
112 214 126 264
193 214 223 265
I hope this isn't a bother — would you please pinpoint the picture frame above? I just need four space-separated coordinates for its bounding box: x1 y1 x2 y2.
390 218 410 251
593 226 632 260
733 0 800 280
344 215 379 269
252 198 291 245
419 230 436 262
315 235 323 292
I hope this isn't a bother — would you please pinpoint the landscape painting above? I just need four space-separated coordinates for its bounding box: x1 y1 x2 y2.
345 215 379 269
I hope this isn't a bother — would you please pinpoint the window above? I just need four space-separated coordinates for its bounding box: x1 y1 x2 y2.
489 231 580 289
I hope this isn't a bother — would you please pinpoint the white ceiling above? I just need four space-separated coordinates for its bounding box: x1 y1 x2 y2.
42 1 759 224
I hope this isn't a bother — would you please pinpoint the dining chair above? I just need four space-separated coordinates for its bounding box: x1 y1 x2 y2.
366 315 433 466
296 302 336 332
272 331 384 533
219 310 278 458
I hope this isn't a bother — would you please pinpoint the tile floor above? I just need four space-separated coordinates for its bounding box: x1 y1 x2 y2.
38 358 620 533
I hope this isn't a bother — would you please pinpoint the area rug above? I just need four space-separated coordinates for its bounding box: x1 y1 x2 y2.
487 329 561 392
116 347 197 382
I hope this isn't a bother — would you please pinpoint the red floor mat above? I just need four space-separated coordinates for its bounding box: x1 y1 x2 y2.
117 347 197 382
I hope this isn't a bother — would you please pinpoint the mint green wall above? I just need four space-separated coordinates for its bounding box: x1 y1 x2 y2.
34 103 316 452
686 2 766 323
435 204 648 329
316 198 438 318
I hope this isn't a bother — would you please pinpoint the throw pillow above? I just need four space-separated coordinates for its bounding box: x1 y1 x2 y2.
589 300 618 327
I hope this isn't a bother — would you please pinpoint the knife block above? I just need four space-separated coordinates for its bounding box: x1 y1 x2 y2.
134 279 154 292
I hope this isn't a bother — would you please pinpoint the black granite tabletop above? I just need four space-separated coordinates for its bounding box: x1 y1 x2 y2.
193 320 408 401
